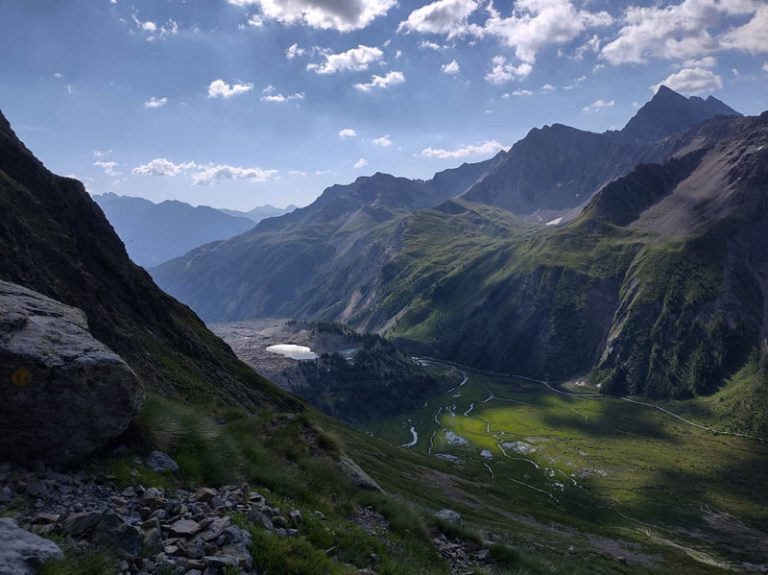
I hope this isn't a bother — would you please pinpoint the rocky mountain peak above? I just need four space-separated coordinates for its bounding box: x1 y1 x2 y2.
619 85 741 144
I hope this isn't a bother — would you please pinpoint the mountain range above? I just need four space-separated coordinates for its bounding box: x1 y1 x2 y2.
94 194 296 267
151 86 766 407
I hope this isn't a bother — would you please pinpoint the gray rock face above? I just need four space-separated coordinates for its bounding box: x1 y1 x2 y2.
0 281 143 464
0 517 62 575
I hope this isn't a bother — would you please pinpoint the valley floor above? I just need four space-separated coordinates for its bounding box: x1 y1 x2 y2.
360 359 768 574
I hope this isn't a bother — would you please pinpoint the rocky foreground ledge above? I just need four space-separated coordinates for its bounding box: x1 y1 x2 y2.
0 456 311 575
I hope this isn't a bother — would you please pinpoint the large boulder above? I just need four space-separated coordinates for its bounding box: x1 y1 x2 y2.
0 517 63 575
0 281 143 464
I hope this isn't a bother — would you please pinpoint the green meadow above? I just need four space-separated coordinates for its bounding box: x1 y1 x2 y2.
361 360 768 573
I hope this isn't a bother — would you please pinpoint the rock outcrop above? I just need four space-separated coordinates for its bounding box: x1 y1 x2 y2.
0 280 142 464
0 517 62 575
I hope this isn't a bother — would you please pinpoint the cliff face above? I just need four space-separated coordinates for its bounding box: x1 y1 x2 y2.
0 109 296 409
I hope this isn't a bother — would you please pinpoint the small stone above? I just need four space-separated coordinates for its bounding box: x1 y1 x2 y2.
435 509 461 524
289 510 303 525
169 519 202 537
61 511 102 538
193 488 217 502
144 452 179 474
31 513 60 525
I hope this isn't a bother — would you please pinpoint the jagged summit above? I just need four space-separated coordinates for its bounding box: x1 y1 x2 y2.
618 84 741 144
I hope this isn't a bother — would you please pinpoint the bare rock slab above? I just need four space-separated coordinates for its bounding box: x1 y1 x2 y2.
0 281 143 464
0 517 62 575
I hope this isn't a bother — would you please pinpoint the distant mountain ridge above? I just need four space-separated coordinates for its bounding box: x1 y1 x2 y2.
153 86 740 327
219 204 298 222
94 193 255 267
459 87 740 217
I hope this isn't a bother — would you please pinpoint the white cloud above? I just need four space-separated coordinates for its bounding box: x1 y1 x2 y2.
132 158 277 184
307 45 384 74
260 85 305 102
582 98 615 113
144 96 168 109
248 14 264 27
93 161 121 177
53 72 63 79
132 159 196 177
399 0 481 38
93 149 112 158
339 128 357 139
441 59 461 74
354 158 369 168
227 0 396 32
540 83 555 92
485 55 532 84
285 43 305 59
354 71 406 92
720 6 768 53
190 164 278 185
602 1 760 65
132 14 178 41
763 62 768 72
419 40 447 50
652 67 723 95
372 135 392 146
508 89 534 96
418 140 505 160
485 0 613 65
208 79 254 99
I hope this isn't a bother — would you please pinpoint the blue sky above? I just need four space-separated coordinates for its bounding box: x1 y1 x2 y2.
1 0 766 210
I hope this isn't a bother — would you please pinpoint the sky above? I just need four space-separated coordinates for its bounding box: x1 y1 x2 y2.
1 0 766 210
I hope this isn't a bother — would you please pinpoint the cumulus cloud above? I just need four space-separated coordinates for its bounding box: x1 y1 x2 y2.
372 135 392 146
485 55 532 84
260 85 305 102
419 40 447 50
190 164 278 185
132 14 178 41
485 0 612 64
418 140 505 160
227 0 396 32
354 71 406 92
652 67 723 95
132 158 277 185
399 0 481 38
720 6 768 53
307 45 384 74
144 96 168 109
505 89 534 97
131 159 196 177
602 1 761 65
582 98 615 112
763 62 768 72
208 79 254 99
93 161 121 177
441 59 461 74
286 43 305 59
354 158 369 168
339 128 357 138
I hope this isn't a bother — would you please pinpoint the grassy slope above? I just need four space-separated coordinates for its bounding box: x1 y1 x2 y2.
371 190 763 416
358 362 768 573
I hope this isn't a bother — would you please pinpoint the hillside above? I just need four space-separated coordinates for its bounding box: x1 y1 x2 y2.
94 193 255 267
0 109 292 409
153 162 491 322
375 113 768 407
